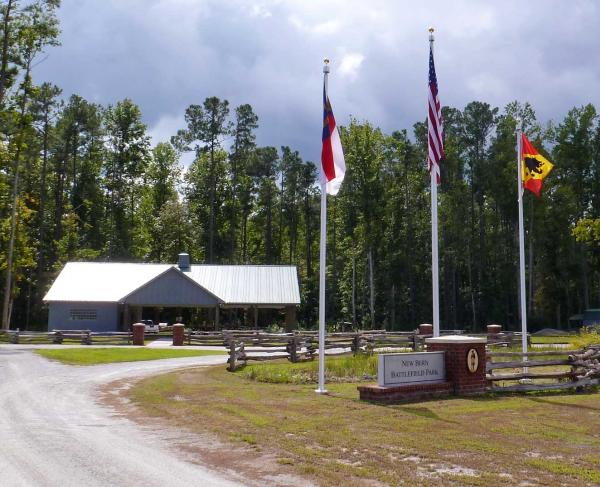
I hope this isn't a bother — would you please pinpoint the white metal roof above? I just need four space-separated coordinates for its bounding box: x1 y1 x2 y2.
43 262 300 305
43 263 172 302
187 265 300 305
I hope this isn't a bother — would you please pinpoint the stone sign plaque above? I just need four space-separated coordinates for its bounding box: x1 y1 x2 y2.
378 352 446 387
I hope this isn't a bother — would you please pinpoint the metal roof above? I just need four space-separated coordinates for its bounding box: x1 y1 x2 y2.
43 262 300 306
187 265 300 305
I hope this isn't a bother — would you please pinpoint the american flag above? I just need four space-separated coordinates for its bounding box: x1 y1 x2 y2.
428 44 444 184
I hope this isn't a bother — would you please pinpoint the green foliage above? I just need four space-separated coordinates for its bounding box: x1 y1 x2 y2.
35 347 224 365
239 354 380 384
0 0 599 333
571 327 600 349
573 218 600 246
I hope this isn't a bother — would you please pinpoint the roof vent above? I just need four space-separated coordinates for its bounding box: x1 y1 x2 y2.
178 253 190 271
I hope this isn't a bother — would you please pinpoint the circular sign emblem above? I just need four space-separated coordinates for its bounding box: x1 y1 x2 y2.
466 348 479 373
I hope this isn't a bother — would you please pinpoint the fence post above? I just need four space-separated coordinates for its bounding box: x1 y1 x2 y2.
223 330 232 348
132 323 145 346
228 340 238 371
172 323 184 346
81 330 92 345
352 332 360 355
288 335 298 363
10 329 19 344
53 331 63 344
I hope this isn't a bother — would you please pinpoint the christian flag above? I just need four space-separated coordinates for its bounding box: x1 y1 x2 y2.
521 134 554 197
321 83 345 195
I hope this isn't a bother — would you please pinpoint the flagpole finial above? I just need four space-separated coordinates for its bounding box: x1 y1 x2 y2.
323 58 330 74
429 27 435 42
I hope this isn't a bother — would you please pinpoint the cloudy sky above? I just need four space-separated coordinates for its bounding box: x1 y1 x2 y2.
35 0 600 164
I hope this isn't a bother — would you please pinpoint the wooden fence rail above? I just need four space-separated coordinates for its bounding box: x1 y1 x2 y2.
224 330 432 371
3 329 132 345
487 344 600 392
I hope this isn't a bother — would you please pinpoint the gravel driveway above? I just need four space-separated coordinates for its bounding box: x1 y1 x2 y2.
0 347 243 487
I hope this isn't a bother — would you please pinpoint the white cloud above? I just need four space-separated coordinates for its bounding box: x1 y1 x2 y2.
339 53 365 81
35 0 600 163
288 15 340 36
249 3 272 19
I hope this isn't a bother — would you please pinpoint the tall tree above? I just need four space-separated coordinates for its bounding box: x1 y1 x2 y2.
1 0 60 329
228 104 258 262
172 97 232 262
104 98 150 258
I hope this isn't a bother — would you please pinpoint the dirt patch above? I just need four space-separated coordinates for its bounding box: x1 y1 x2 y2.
99 375 315 487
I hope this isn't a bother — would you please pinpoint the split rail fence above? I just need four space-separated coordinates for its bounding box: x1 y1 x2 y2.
0 329 133 345
223 330 459 372
487 344 600 392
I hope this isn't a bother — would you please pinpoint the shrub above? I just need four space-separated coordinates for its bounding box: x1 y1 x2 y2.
571 327 600 349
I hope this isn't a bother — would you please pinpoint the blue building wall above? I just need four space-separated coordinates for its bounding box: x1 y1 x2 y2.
583 309 600 327
124 268 220 307
48 302 119 332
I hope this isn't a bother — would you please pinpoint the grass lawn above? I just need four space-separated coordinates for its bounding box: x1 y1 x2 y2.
36 347 225 365
530 336 577 345
129 358 600 486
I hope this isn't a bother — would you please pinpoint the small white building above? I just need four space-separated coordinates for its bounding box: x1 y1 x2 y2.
43 254 300 331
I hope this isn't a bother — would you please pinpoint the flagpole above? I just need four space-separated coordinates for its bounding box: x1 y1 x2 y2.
316 59 329 394
516 119 528 371
429 28 440 338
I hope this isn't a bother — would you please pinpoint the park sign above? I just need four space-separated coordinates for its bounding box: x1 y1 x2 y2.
378 352 445 387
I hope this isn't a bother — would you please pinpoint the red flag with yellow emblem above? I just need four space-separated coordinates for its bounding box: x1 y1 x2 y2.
521 134 554 197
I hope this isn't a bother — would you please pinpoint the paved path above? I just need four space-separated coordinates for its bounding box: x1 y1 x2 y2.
0 348 244 487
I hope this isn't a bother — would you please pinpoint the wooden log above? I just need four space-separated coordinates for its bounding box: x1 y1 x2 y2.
288 336 298 363
487 349 581 357
244 354 290 362
227 340 238 371
486 359 570 371
487 371 575 381
490 377 598 392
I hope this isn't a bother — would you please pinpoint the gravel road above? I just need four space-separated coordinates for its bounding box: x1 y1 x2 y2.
0 347 244 487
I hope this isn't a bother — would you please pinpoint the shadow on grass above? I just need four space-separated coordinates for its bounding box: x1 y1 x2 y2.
397 406 459 424
527 395 600 412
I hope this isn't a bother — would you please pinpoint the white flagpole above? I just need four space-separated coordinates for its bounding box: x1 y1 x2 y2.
316 60 329 394
429 29 440 338
516 119 528 371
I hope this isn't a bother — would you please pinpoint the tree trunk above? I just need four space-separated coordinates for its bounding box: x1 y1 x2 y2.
36 104 50 295
581 246 590 310
0 0 14 108
2 144 21 330
2 63 30 330
208 140 216 263
368 248 375 329
279 172 284 264
352 251 356 326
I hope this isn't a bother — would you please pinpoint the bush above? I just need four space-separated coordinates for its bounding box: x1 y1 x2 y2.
572 327 600 349
239 353 380 384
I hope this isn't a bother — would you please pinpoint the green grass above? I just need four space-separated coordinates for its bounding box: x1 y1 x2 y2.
128 364 600 487
35 347 225 365
530 335 576 345
526 458 600 484
239 353 382 383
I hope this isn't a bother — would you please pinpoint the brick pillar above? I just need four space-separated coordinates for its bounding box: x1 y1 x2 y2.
419 323 433 335
426 336 487 396
132 323 145 346
172 323 185 346
487 324 502 335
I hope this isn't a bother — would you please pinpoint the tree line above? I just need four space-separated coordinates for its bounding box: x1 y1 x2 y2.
1 0 598 331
